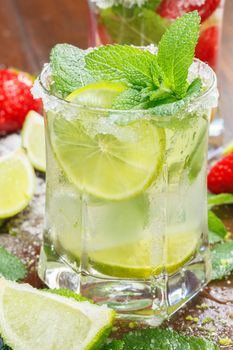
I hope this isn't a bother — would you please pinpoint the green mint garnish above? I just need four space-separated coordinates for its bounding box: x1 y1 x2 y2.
50 44 95 95
50 12 202 115
211 241 233 280
157 11 200 98
85 45 156 88
101 340 124 350
208 210 228 244
43 288 94 303
101 328 219 350
208 193 233 208
0 246 27 281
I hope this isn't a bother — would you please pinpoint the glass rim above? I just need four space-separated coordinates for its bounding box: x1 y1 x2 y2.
38 59 217 115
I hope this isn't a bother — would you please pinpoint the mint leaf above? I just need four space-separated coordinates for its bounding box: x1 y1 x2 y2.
208 193 233 208
100 7 168 46
208 211 227 244
106 328 219 350
157 11 200 98
85 45 156 88
51 44 94 95
148 76 202 116
112 88 148 110
44 288 93 303
0 246 27 281
211 241 233 280
101 340 124 350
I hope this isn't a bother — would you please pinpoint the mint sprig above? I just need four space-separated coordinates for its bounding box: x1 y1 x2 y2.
101 328 219 350
157 11 200 98
0 246 27 281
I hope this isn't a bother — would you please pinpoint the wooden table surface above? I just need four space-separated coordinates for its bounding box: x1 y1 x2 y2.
0 0 232 139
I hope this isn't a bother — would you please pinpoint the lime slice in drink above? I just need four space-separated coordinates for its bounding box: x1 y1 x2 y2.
0 278 114 350
66 81 126 108
90 230 198 278
0 149 35 219
22 111 46 172
51 82 165 200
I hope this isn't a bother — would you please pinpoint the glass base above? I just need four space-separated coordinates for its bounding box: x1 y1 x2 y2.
38 244 211 325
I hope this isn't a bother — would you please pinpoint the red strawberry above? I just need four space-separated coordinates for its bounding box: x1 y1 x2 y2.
157 0 221 23
208 153 233 194
195 26 220 71
0 68 41 134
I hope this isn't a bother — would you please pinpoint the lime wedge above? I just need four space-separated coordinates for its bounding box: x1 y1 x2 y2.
90 231 198 278
66 81 126 108
0 150 35 219
22 111 46 172
0 278 114 350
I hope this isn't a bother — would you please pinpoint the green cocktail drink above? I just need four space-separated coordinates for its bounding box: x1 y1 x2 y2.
35 13 218 323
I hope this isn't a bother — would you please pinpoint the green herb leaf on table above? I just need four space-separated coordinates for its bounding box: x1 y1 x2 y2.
208 193 233 208
100 7 168 46
50 44 95 95
101 340 124 350
85 45 156 88
157 11 200 98
208 210 228 244
43 288 93 303
211 241 233 280
0 246 26 281
101 328 219 350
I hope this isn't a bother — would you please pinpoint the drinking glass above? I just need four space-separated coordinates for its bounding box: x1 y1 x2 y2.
88 0 225 148
35 59 218 324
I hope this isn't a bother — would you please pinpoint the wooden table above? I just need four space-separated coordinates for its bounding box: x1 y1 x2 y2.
0 0 232 139
0 0 233 347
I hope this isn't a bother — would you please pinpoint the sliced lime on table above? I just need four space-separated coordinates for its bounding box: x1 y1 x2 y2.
0 149 35 219
22 111 46 172
90 231 198 278
51 81 165 200
0 278 114 350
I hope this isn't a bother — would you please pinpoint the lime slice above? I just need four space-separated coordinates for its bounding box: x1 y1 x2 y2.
22 111 46 172
66 81 126 108
90 231 198 278
0 150 35 219
51 116 165 200
0 278 114 350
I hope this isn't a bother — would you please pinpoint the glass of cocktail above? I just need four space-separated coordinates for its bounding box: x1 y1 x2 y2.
34 13 218 324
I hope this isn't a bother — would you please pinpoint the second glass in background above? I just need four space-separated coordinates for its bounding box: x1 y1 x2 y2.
88 0 225 147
